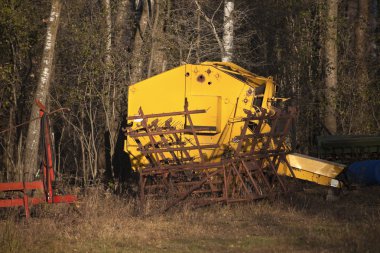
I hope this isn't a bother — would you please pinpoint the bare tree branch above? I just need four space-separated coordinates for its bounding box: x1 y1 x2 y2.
194 0 225 58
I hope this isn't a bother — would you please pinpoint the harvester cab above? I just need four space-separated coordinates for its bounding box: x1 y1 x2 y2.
124 62 345 209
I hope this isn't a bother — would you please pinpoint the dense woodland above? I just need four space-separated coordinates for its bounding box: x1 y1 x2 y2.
0 0 379 187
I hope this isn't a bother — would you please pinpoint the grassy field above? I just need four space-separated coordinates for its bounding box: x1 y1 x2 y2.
1 184 380 253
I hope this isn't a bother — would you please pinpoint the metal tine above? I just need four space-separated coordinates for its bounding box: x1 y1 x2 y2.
240 160 262 196
250 160 272 192
185 99 220 190
149 118 160 129
249 110 265 154
157 119 167 129
266 157 287 192
172 120 182 129
236 112 250 154
165 117 193 162
231 162 253 198
150 118 180 165
138 107 167 166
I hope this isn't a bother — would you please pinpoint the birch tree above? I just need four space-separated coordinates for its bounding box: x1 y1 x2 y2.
104 0 112 67
324 0 338 134
102 0 114 180
23 0 61 181
222 0 234 62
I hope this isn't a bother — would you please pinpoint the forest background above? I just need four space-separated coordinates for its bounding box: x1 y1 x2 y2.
0 0 379 188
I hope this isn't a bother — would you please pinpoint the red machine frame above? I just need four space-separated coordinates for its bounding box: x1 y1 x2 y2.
0 101 77 218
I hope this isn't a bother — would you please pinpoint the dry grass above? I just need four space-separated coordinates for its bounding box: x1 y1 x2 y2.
1 184 380 253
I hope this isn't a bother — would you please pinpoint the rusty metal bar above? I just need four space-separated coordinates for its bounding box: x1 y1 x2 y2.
184 98 205 162
150 120 181 165
241 160 262 195
127 109 206 120
163 168 224 212
231 163 254 198
250 160 272 191
165 118 193 162
235 114 250 154
249 114 265 153
128 127 212 137
266 157 287 192
141 162 224 175
138 144 219 154
235 132 291 140
138 108 168 167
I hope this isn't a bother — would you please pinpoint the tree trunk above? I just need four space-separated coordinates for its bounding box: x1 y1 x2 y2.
196 10 201 63
3 108 15 181
348 0 369 133
356 0 369 101
104 0 112 67
222 0 234 62
115 0 134 49
130 0 150 84
102 0 114 180
22 0 61 181
324 0 338 134
147 0 166 77
369 0 378 51
347 0 358 24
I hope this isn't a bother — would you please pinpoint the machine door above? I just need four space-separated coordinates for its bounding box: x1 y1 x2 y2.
186 96 221 134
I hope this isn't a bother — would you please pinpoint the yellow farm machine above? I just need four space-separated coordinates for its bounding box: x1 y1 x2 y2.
124 62 345 210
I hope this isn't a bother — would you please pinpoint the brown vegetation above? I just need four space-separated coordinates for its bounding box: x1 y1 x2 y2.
1 184 379 253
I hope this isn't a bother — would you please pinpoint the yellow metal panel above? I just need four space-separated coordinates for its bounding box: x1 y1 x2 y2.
201 61 268 87
185 64 246 152
277 153 345 187
128 65 186 117
287 153 344 178
126 65 187 165
277 163 340 187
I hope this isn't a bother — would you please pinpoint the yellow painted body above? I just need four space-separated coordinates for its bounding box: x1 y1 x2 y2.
126 62 345 187
278 153 344 187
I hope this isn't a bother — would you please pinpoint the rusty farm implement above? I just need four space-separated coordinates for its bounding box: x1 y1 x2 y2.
0 101 76 218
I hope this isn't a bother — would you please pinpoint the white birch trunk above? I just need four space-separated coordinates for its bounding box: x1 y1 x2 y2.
104 0 112 66
103 0 112 129
23 0 61 181
324 0 338 134
222 0 234 62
